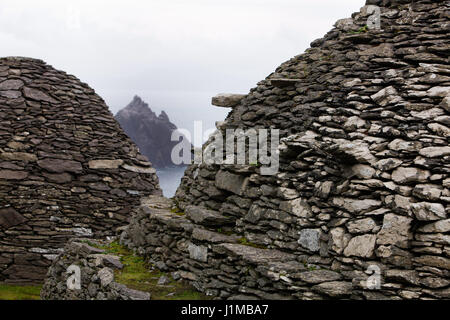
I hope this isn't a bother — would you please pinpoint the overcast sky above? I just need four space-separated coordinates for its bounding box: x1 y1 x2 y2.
0 0 363 140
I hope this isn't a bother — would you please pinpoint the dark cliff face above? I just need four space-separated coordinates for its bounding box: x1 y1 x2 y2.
115 96 186 168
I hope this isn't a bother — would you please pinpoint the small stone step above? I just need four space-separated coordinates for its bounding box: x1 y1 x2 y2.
141 195 173 210
185 206 234 227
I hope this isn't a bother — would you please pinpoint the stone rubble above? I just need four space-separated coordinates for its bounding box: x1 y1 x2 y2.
40 239 150 300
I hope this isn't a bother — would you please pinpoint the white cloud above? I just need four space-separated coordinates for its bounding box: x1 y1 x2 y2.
0 0 363 136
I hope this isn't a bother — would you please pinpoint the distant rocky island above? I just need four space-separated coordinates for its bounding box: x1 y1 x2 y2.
115 96 187 168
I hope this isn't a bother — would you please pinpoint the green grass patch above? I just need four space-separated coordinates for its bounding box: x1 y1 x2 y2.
101 241 209 300
0 284 42 300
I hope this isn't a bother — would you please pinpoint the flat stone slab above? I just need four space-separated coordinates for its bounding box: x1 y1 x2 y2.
270 78 302 88
212 93 246 108
192 228 240 244
185 206 233 227
219 243 296 265
215 170 249 195
141 195 173 210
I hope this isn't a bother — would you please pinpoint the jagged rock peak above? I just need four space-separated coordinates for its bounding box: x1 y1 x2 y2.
117 95 156 119
115 96 183 168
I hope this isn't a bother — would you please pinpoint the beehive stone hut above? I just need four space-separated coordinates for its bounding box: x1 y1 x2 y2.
0 57 161 283
118 0 450 300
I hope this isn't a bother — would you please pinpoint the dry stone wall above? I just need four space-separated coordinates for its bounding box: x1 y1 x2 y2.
122 0 449 299
0 57 161 283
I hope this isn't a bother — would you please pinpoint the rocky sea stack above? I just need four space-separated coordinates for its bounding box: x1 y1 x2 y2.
0 57 161 283
115 95 187 168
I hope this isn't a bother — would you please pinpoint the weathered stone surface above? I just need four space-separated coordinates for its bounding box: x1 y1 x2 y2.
122 164 156 174
296 270 342 284
0 152 37 162
187 243 208 262
0 79 23 90
0 208 26 229
328 227 351 254
388 139 422 152
418 219 450 233
88 159 124 169
215 170 249 195
377 214 412 248
279 198 312 217
371 86 402 106
411 202 447 221
346 218 377 234
185 206 233 226
391 167 430 184
344 234 376 258
212 93 246 108
419 146 450 158
298 229 321 252
37 159 83 174
98 267 115 287
0 170 28 180
332 197 381 214
23 86 59 103
43 172 72 183
312 281 352 298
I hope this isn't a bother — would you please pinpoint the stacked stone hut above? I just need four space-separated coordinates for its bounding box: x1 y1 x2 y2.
118 0 450 300
0 57 161 283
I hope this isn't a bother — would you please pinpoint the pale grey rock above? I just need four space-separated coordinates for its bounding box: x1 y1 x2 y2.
388 139 422 152
98 267 114 287
413 184 442 201
279 198 312 218
188 243 208 262
332 197 381 214
344 234 376 258
215 170 249 195
328 227 351 254
411 202 447 221
312 281 352 298
295 270 342 284
185 206 233 226
376 214 412 248
122 164 156 174
371 86 402 106
375 158 403 171
391 167 430 184
212 93 246 107
88 159 124 169
298 229 321 252
346 218 377 234
351 164 375 179
419 146 450 158
0 79 24 90
417 219 450 233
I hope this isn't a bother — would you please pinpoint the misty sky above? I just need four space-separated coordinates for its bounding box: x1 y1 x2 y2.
0 0 363 142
